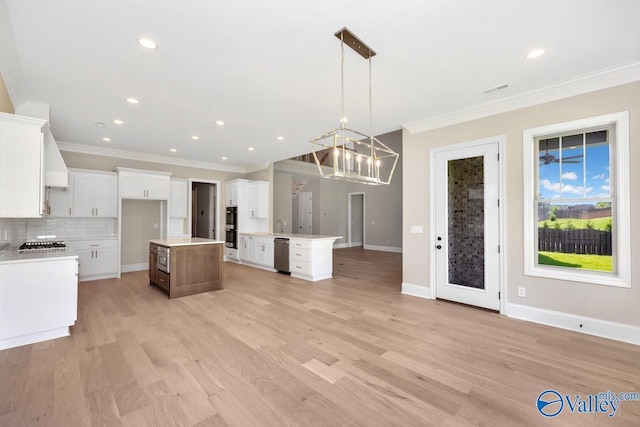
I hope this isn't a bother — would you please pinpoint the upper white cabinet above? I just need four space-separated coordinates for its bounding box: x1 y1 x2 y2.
0 113 46 218
117 168 171 200
248 181 269 218
226 181 239 206
170 179 188 218
72 171 117 217
48 169 117 217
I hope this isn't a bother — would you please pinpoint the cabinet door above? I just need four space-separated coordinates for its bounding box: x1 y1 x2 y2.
75 248 94 277
94 174 117 217
257 181 269 218
226 183 238 206
72 173 95 216
93 246 118 276
247 237 257 263
239 236 249 261
119 174 146 198
263 243 274 268
247 183 258 217
170 180 188 218
48 188 72 216
149 252 158 284
0 118 44 217
146 176 170 199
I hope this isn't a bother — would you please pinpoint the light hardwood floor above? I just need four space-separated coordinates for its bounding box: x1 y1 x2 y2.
1 247 639 426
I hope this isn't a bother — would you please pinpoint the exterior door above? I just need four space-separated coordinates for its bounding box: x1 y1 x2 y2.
433 139 501 310
299 191 312 234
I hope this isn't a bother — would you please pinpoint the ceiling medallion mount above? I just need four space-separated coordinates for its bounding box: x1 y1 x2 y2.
310 27 399 185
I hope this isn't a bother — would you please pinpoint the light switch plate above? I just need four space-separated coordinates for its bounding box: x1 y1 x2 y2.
410 226 423 234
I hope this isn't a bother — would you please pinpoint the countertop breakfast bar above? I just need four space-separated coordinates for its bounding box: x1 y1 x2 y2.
149 238 224 298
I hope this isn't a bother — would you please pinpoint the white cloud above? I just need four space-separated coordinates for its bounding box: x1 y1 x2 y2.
561 171 578 180
601 184 610 192
540 179 592 195
593 173 606 180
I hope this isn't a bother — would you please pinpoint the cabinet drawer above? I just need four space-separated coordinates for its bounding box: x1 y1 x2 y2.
290 247 310 262
150 243 159 255
290 239 311 250
156 270 170 293
224 248 238 259
290 260 311 275
68 238 117 250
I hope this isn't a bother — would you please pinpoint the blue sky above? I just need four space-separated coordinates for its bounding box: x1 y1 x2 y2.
538 143 610 200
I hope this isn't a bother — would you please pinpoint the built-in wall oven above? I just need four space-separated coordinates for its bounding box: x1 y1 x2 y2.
225 206 238 248
157 246 170 273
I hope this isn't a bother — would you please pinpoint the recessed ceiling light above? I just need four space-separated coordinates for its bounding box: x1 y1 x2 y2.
277 136 284 141
170 148 177 152
526 48 545 59
137 38 157 50
126 97 139 104
113 119 124 125
192 135 199 141
248 147 255 151
221 156 227 161
102 137 111 142
215 120 225 126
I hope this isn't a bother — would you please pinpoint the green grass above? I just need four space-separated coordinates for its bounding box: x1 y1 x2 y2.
538 217 611 231
539 251 612 272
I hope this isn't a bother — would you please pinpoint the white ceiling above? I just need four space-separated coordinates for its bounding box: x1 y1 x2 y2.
2 0 640 171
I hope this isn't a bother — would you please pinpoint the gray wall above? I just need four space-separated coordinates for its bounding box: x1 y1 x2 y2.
273 172 292 233
278 129 403 250
403 81 640 326
121 200 160 265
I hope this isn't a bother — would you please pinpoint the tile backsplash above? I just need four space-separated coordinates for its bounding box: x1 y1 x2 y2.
0 217 116 246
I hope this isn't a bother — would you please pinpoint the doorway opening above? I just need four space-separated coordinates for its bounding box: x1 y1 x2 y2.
189 180 220 240
348 192 365 247
298 191 312 234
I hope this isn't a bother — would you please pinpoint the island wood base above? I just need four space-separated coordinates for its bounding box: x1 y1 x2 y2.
149 242 223 298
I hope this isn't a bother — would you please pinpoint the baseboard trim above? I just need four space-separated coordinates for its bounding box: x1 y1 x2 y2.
333 242 351 249
505 303 640 346
401 282 432 299
0 326 70 351
121 263 148 273
363 244 403 253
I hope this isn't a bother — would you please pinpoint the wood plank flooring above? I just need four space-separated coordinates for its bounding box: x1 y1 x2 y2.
1 247 639 426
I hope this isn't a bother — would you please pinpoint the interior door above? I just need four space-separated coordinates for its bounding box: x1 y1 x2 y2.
299 191 312 234
434 141 500 310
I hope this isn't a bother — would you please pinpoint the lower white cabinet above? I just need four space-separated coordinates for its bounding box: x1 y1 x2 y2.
238 234 273 269
289 238 335 281
0 256 78 350
67 238 117 281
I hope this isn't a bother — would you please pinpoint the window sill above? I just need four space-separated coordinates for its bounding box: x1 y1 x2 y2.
525 265 630 288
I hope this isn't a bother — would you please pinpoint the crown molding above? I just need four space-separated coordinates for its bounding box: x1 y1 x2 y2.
244 162 270 173
403 61 640 134
56 141 245 173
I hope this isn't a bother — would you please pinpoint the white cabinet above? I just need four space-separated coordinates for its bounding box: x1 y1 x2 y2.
226 182 238 206
71 171 117 217
248 181 269 218
170 179 188 218
289 238 336 281
238 234 273 268
0 113 46 217
118 168 171 200
47 187 72 216
0 256 78 350
67 238 118 281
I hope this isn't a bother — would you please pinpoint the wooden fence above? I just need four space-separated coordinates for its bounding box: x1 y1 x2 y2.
538 228 612 255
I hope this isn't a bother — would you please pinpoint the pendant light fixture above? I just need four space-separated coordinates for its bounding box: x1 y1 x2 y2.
310 27 399 185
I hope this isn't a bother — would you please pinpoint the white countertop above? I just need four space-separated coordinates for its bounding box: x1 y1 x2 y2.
150 237 224 247
239 231 342 241
0 248 79 265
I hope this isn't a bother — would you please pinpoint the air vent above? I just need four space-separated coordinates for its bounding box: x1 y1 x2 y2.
483 84 509 94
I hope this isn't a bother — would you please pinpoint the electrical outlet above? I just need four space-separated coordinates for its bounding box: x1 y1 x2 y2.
518 287 526 297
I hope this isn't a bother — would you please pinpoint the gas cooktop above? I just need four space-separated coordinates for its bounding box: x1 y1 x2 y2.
18 240 66 254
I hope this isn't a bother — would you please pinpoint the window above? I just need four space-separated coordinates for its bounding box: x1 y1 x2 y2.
523 112 630 287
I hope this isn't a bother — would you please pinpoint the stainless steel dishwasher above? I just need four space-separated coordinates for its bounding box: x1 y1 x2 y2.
274 238 290 273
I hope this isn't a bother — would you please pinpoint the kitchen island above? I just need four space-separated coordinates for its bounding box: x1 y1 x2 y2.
0 248 79 350
237 232 341 282
149 238 224 298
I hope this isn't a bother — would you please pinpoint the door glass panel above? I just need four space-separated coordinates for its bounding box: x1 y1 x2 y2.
448 156 485 289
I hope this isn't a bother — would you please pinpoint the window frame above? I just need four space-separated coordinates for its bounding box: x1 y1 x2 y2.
523 112 630 287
